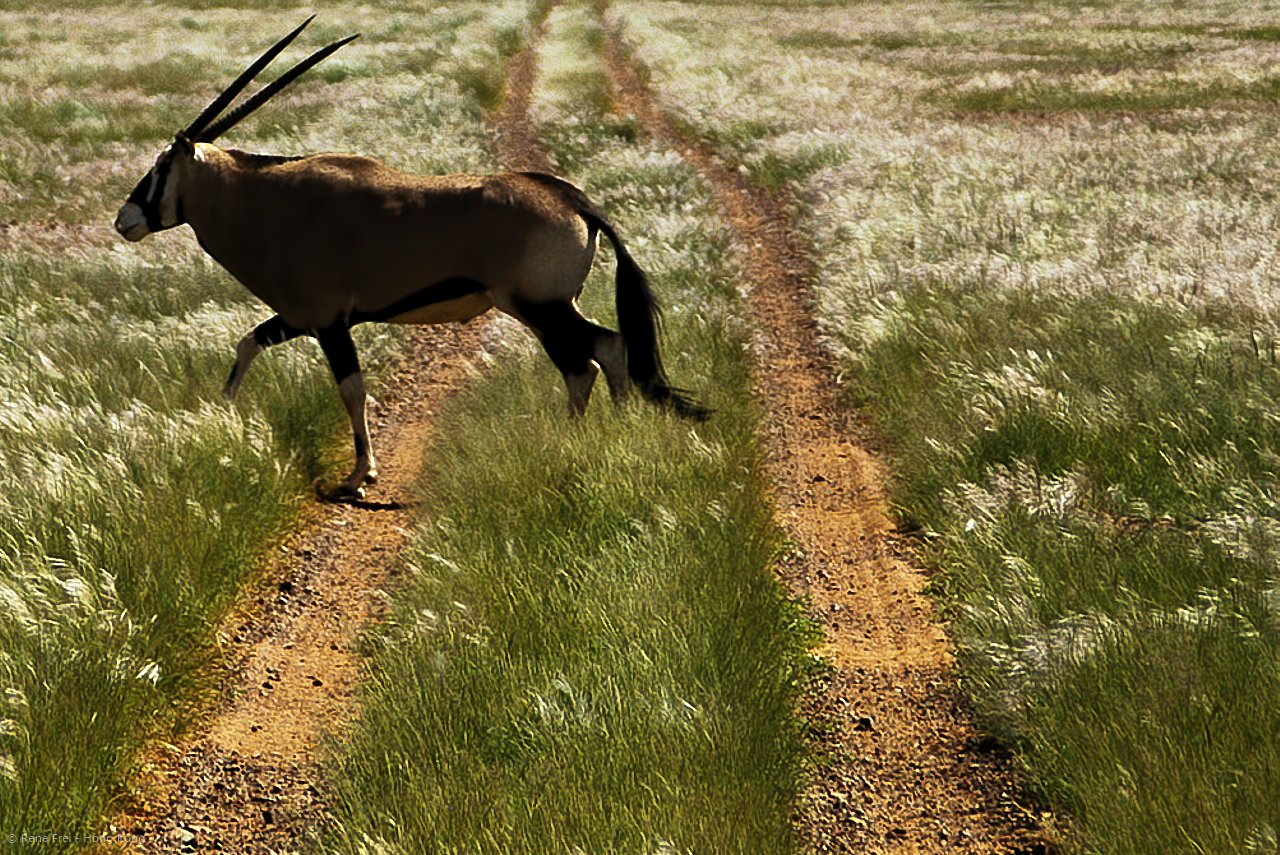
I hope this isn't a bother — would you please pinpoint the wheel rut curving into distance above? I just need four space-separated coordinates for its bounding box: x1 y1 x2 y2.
495 4 560 175
597 8 1051 853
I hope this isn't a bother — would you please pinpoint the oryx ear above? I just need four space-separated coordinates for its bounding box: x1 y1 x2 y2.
173 133 195 155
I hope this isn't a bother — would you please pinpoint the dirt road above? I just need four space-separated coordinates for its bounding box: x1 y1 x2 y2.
117 9 1049 853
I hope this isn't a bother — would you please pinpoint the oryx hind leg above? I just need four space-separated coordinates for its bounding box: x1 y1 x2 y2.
515 299 622 416
316 324 378 499
593 331 630 404
225 315 305 398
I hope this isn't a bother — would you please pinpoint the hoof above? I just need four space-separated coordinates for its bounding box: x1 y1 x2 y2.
314 478 366 504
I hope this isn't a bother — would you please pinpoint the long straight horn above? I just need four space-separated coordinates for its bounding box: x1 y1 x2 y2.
183 15 316 140
197 32 359 143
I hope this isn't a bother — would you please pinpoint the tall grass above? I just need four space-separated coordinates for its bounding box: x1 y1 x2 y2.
0 2 507 847
326 378 808 854
617 0 1280 852
320 4 812 852
0 243 344 848
851 287 1280 853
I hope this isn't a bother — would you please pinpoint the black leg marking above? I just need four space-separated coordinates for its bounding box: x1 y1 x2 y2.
225 315 308 397
514 299 622 415
316 324 361 383
514 299 615 377
315 324 378 498
255 315 306 347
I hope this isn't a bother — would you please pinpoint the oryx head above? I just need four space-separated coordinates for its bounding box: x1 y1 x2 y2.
114 16 358 242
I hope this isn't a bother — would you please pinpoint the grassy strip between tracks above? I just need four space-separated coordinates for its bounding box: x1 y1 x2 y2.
318 5 813 853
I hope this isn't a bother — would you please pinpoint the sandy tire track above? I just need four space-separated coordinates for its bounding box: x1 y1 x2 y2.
118 323 486 854
596 11 1052 854
494 5 561 175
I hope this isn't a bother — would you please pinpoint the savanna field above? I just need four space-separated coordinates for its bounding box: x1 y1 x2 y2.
2 1 1279 853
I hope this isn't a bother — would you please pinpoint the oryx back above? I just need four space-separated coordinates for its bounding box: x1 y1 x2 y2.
183 149 597 331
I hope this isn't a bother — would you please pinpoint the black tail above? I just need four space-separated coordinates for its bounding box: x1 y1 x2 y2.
601 223 710 420
522 173 710 420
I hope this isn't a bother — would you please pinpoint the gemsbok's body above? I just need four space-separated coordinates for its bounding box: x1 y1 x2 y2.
114 18 707 500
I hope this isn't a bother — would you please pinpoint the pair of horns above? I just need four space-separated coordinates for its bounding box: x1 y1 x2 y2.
185 16 359 143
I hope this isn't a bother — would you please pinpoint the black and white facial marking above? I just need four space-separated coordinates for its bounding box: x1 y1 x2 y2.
114 135 193 242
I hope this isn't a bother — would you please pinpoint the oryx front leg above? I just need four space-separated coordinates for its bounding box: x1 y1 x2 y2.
225 315 304 398
317 325 378 500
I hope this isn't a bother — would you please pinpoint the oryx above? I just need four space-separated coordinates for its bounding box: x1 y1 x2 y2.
115 17 707 501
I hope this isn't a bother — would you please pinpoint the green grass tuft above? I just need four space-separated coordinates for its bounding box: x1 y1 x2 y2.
845 283 1280 854
326 373 808 853
52 54 212 95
